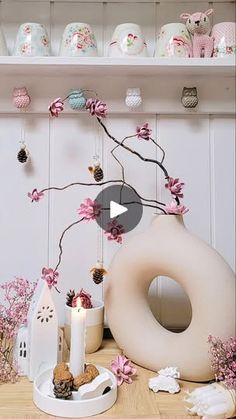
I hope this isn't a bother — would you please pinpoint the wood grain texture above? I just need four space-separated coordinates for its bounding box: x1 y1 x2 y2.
0 338 203 418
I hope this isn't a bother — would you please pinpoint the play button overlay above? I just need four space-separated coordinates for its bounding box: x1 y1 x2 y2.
110 201 128 218
95 185 143 234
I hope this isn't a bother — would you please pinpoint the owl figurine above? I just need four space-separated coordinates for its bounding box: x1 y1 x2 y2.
13 87 31 109
181 87 198 108
68 89 86 110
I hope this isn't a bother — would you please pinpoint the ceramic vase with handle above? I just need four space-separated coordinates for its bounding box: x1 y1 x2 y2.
65 299 104 353
0 26 8 55
59 23 98 56
212 22 236 57
14 23 50 56
155 23 192 57
108 23 148 57
105 214 235 382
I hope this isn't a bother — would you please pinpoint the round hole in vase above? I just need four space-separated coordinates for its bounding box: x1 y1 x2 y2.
65 299 104 354
149 276 192 333
105 214 235 382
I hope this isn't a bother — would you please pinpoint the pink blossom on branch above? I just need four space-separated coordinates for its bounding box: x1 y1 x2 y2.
165 177 185 198
48 97 64 117
27 188 44 202
165 201 189 215
72 288 93 309
86 98 107 118
136 123 152 140
111 354 137 386
105 219 125 243
77 198 102 221
41 267 59 289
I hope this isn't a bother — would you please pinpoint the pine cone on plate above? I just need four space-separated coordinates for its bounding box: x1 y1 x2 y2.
66 289 75 307
53 380 72 400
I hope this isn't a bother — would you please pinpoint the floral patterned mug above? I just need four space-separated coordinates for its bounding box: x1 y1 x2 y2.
59 23 98 56
155 23 192 58
108 23 148 57
14 23 50 56
212 22 236 57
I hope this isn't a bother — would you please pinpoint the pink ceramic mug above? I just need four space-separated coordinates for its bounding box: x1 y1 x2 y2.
212 22 236 57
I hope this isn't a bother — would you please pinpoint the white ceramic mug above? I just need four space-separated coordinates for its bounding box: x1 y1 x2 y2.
155 23 192 58
65 299 104 353
108 23 148 57
14 23 50 56
0 26 8 55
212 22 236 57
59 23 98 56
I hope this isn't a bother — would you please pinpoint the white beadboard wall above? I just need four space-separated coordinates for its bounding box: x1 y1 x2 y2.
0 0 235 328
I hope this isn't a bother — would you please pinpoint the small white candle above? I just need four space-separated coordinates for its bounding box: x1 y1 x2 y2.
69 298 86 377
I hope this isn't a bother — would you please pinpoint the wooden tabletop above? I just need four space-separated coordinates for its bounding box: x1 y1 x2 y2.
0 338 201 419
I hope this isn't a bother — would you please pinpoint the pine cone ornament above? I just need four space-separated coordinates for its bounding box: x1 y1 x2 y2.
17 146 28 163
66 289 75 307
90 264 107 284
88 164 104 182
53 380 72 400
94 166 104 182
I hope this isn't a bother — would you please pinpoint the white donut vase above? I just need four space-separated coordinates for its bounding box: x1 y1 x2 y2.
105 215 235 382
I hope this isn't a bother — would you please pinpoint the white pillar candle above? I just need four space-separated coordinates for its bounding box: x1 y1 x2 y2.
69 299 86 377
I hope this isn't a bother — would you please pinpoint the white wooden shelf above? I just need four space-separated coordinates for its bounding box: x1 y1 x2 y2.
0 57 234 77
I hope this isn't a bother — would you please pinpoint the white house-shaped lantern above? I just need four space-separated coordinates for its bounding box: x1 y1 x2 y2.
27 280 58 381
14 324 29 376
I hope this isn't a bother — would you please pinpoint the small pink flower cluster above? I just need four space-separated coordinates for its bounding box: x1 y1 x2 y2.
208 335 236 389
111 354 137 386
0 342 18 384
41 267 59 289
72 288 93 309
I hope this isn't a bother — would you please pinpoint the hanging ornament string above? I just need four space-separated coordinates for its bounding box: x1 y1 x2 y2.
17 109 29 163
95 118 104 267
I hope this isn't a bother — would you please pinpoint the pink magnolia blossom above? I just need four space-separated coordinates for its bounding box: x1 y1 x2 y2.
86 98 107 118
41 267 59 289
136 123 152 140
165 201 189 215
27 188 44 202
72 288 93 309
111 354 137 386
208 335 236 389
48 97 64 117
105 219 125 243
165 177 184 198
77 198 102 221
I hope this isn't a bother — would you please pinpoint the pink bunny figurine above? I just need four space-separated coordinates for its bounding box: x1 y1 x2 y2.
180 9 214 58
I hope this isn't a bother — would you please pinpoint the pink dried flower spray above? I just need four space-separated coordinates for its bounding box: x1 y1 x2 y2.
165 201 189 215
208 335 236 389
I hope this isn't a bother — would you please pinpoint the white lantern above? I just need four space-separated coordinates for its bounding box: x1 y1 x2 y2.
27 280 58 381
14 324 29 376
